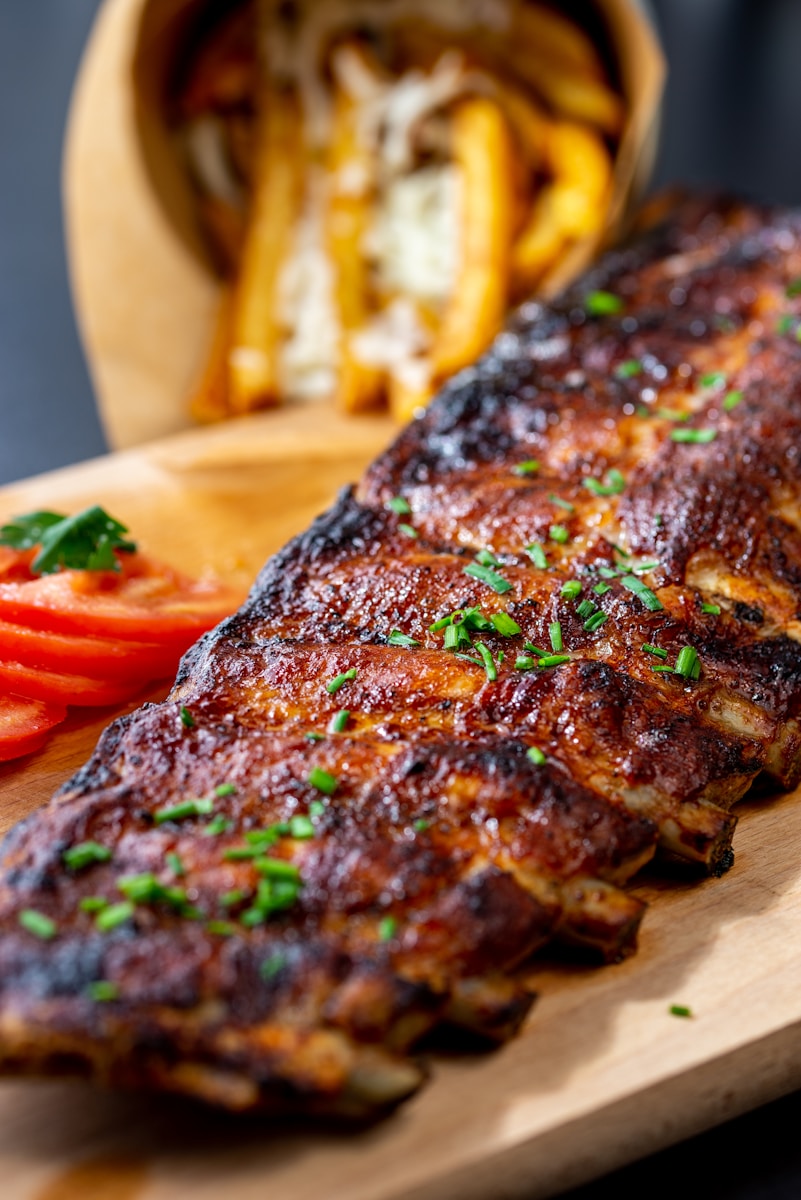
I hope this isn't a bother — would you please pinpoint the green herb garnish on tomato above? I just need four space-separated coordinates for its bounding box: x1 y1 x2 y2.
0 505 137 575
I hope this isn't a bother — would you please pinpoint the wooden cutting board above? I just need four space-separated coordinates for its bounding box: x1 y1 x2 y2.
3 412 801 1200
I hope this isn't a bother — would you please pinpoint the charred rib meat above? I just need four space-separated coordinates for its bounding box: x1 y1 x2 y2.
1 196 801 1115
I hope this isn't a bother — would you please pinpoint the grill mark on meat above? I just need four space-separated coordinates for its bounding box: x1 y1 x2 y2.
2 196 801 1115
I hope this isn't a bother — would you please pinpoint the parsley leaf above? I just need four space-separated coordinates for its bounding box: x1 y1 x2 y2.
0 506 136 575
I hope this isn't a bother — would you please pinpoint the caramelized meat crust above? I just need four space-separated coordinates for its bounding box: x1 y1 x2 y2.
2 196 801 1115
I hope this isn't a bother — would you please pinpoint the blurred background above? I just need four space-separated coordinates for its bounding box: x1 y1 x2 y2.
3 2 801 1197
3 0 801 486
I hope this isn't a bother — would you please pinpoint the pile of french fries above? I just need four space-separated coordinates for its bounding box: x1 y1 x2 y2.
176 0 625 424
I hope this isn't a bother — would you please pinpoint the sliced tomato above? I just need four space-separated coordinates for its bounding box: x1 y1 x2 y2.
0 694 67 763
0 660 162 708
0 551 241 644
0 618 183 681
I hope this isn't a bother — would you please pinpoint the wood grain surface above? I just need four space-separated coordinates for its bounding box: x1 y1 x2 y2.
2 415 801 1200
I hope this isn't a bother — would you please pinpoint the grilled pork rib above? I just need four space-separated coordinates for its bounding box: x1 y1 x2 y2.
1 196 801 1115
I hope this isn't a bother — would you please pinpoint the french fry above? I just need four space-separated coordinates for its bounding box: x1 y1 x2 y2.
327 47 386 412
188 286 234 424
388 364 435 424
528 61 625 137
516 3 608 82
493 81 552 172
432 96 515 382
512 119 612 292
227 85 302 413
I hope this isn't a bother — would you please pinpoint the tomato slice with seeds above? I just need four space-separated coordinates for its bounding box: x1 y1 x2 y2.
0 550 241 644
0 694 67 763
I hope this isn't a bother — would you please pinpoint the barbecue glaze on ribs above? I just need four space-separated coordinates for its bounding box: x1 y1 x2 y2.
1 196 801 1116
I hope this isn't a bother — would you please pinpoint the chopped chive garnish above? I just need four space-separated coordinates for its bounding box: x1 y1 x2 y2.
598 565 619 579
166 852 185 876
463 562 512 594
88 980 119 1002
398 523 418 539
289 815 315 840
513 460 540 476
652 664 675 673
260 952 287 980
575 598 596 620
413 818 430 833
455 652 482 666
305 731 325 743
308 767 338 796
642 643 668 659
620 574 664 612
386 496 411 515
203 815 233 837
585 290 623 316
655 407 689 423
537 654 571 668
699 371 726 390
214 782 237 797
615 358 642 379
549 524 569 544
154 796 214 825
253 857 301 882
722 390 743 411
669 1003 693 1018
206 920 236 937
674 646 701 680
701 602 721 615
464 607 493 631
655 514 663 527
19 909 57 940
786 278 801 298
593 582 612 596
117 873 179 906
548 621 563 652
630 560 660 574
670 428 717 444
329 709 350 733
491 612 521 637
95 901 135 932
378 916 398 941
549 494 575 512
429 613 456 633
583 468 626 497
475 642 497 682
525 542 548 569
79 896 108 913
326 668 357 694
443 624 460 651
475 548 501 567
526 746 547 765
777 314 795 335
219 889 246 908
240 908 266 928
560 580 582 599
309 799 325 818
515 655 536 670
180 706 195 729
62 842 112 871
524 643 549 657
584 611 609 633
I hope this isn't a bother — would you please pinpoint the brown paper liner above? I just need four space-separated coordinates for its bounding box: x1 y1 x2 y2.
63 0 666 452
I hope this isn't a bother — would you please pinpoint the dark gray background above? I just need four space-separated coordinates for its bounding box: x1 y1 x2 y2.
2 1 801 1195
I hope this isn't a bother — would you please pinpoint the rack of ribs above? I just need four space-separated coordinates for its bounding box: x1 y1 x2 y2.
1 194 801 1117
